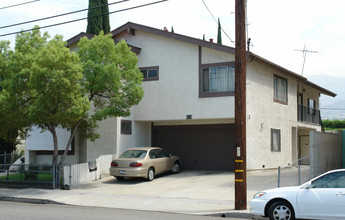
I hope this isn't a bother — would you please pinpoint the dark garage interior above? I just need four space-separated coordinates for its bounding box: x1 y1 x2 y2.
152 124 235 171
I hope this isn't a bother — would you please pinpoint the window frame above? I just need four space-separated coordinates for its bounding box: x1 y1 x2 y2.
308 98 316 115
140 66 159 81
273 75 288 104
199 61 235 98
311 171 345 188
121 120 132 135
271 128 281 152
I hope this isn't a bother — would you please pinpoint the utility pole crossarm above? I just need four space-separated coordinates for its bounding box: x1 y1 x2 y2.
295 44 318 75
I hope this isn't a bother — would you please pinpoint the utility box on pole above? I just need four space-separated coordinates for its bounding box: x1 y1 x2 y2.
234 0 247 210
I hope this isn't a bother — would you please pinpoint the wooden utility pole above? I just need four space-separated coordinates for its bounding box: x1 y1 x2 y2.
234 0 247 210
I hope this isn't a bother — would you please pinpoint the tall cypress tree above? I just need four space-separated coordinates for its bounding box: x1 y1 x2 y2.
86 0 110 35
101 0 110 33
217 18 222 45
86 0 102 35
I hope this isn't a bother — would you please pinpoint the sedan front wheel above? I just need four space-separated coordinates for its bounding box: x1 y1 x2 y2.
172 163 180 173
268 200 295 220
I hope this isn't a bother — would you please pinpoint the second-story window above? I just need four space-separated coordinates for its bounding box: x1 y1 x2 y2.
274 75 288 104
308 98 316 115
140 66 159 81
200 62 235 97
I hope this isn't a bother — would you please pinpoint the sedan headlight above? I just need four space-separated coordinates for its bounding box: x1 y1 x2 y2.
253 192 266 199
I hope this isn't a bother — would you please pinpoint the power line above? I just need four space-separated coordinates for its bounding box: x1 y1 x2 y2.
200 0 235 44
0 0 40 10
0 0 129 30
0 0 168 38
320 108 345 111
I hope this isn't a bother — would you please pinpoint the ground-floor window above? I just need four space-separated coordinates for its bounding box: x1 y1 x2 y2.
271 128 281 152
121 120 132 135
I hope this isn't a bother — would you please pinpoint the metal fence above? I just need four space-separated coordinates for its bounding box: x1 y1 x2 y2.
0 153 61 189
0 153 115 189
277 156 310 188
297 104 320 125
0 152 23 167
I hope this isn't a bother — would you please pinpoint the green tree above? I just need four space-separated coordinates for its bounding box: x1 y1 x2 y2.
86 0 102 35
86 0 110 35
101 0 110 34
322 119 345 130
0 28 143 166
0 28 89 166
217 18 222 45
171 26 174 33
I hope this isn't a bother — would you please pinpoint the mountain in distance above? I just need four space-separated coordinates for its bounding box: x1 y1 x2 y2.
307 74 345 120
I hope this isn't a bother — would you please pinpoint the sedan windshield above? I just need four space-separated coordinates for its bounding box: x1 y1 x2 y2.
119 150 147 159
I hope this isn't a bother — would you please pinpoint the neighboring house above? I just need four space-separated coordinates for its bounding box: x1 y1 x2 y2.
25 22 336 171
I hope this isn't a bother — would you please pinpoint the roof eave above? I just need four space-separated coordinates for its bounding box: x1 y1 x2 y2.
248 53 336 97
305 80 337 97
66 32 94 47
111 22 236 54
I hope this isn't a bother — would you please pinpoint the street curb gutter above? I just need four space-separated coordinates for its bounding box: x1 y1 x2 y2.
0 196 267 219
0 196 65 205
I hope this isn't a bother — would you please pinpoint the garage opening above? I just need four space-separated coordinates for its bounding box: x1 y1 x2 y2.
152 124 235 171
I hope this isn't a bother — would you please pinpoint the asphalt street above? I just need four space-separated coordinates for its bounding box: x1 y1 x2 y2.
0 201 250 220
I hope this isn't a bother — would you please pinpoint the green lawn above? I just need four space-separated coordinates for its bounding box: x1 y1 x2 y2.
0 171 53 182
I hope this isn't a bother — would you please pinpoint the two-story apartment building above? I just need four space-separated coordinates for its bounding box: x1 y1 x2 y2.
25 22 336 170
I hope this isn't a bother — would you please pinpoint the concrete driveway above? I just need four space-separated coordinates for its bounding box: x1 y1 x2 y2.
0 167 310 216
67 167 309 214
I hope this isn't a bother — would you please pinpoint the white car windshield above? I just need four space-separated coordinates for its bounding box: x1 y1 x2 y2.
119 150 147 159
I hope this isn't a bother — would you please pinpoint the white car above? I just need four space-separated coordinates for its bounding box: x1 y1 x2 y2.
250 169 345 220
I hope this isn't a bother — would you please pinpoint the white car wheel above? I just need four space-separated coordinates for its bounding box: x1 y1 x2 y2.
268 201 295 220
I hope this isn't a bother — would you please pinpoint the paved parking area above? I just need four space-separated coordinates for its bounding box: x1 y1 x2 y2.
0 167 310 216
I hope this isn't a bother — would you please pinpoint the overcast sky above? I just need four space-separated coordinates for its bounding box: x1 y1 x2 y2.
0 0 344 79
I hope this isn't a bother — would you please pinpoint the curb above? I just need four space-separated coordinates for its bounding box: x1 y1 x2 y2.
0 195 264 219
0 196 65 205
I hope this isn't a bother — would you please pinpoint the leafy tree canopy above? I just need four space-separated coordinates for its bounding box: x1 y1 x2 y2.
322 119 345 130
0 27 143 166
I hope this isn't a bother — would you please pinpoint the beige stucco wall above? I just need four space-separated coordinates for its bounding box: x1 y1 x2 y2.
246 59 322 169
86 117 118 162
116 118 151 155
247 60 296 169
116 31 235 122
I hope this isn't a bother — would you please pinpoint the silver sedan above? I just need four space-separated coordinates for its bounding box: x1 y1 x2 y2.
109 147 181 181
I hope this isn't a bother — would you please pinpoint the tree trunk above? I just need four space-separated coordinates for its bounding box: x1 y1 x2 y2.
49 125 59 166
59 120 83 166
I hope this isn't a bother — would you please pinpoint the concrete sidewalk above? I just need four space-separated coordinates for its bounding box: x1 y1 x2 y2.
0 167 310 218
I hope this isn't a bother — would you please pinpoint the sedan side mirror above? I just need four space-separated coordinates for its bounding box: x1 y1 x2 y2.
303 182 312 189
